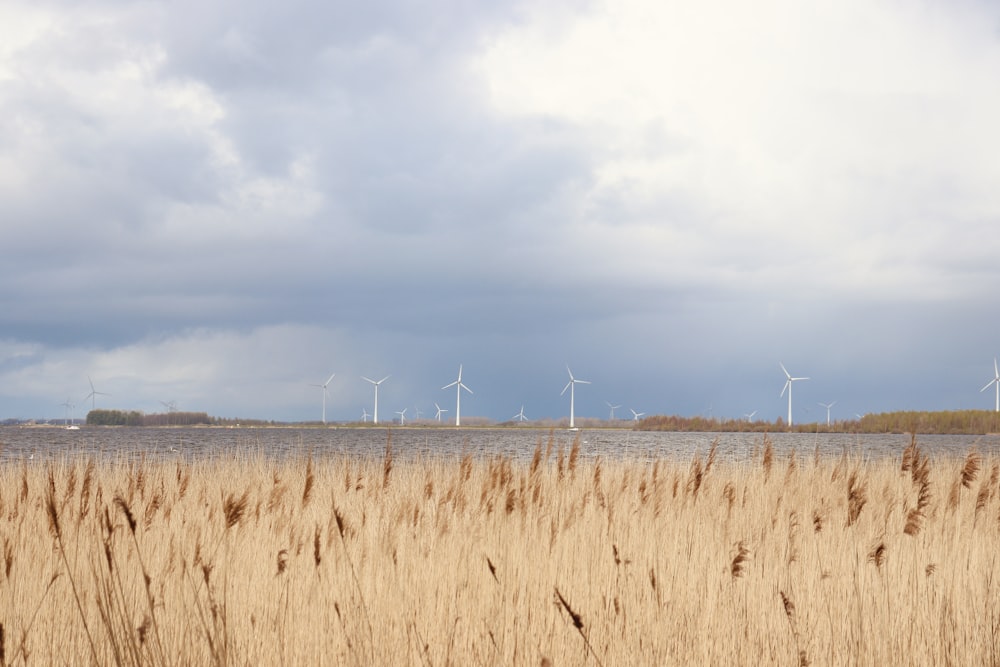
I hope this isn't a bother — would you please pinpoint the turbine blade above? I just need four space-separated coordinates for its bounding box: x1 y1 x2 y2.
325 372 336 386
561 382 571 396
779 362 790 379
443 380 458 390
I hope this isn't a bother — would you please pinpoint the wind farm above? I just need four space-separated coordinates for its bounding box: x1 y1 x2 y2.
14 355 1000 435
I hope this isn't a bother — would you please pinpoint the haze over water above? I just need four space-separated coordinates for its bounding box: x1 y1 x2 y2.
1 428 997 465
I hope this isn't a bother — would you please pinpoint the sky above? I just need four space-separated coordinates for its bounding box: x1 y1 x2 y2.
2 0 1000 425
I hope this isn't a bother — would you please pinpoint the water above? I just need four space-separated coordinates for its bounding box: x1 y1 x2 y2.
2 426 999 465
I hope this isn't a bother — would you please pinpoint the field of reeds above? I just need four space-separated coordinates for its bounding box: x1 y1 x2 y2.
1 434 999 665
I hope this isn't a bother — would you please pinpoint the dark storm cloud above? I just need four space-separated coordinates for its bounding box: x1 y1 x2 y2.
0 0 602 356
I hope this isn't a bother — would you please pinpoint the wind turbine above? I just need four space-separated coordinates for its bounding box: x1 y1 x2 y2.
982 358 1000 413
308 372 336 424
779 362 809 426
434 402 448 422
561 366 591 429
630 408 645 422
442 364 472 426
84 376 110 411
743 410 758 422
606 401 622 421
512 405 528 422
818 401 836 426
395 408 407 426
361 408 370 423
60 399 75 427
361 375 389 424
160 400 178 426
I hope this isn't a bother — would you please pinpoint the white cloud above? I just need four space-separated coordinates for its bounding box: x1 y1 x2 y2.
476 0 1000 299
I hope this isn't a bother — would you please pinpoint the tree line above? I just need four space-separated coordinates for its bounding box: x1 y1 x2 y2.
636 410 1000 435
86 410 213 427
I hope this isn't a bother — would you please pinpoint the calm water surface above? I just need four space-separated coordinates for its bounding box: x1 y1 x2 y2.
2 426 999 465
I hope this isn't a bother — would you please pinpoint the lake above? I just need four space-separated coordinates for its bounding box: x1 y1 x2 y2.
2 426 998 464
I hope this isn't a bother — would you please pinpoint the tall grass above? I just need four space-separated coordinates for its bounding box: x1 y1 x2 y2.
1 436 1000 664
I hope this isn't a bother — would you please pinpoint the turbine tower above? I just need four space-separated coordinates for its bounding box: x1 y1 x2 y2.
818 401 836 426
434 402 448 422
60 399 74 427
361 375 389 424
561 366 591 429
84 376 110 411
308 372 336 424
982 358 1000 413
606 401 621 421
442 364 472 426
780 362 809 426
630 408 645 422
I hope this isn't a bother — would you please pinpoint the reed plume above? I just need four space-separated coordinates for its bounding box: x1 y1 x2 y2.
731 541 749 578
962 450 981 489
303 454 315 507
846 472 867 527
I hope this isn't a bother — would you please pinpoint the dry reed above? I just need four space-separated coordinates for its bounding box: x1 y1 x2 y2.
1 438 999 664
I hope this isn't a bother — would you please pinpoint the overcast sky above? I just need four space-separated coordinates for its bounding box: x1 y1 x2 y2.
2 0 1000 424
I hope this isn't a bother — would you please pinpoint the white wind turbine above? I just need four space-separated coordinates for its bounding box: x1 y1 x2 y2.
361 408 370 423
395 408 407 426
982 358 1000 413
361 375 390 424
630 408 645 422
84 376 110 411
780 362 809 426
818 401 836 426
743 410 758 422
60 399 75 427
606 401 621 421
513 405 528 422
434 402 448 422
308 372 336 424
442 364 472 426
561 366 591 429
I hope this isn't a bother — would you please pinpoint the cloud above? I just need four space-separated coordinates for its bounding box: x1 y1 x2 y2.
2 0 1000 422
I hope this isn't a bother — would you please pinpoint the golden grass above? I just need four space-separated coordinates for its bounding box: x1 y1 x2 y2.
2 434 1000 665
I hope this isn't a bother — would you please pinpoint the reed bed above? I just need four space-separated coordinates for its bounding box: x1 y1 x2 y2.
0 434 998 665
